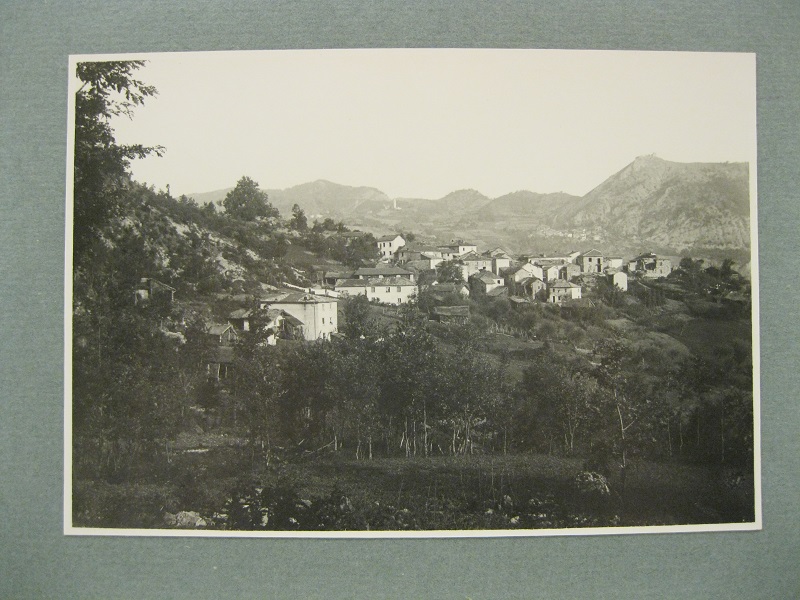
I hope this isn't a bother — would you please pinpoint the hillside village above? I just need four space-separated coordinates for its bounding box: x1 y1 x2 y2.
142 227 669 354
128 206 749 415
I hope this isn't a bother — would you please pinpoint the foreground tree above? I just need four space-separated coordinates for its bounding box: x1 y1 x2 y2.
73 60 163 266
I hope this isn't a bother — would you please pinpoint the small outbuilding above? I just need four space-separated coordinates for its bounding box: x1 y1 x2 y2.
431 305 470 324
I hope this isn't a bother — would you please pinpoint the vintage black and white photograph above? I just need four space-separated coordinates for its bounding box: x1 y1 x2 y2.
65 49 759 536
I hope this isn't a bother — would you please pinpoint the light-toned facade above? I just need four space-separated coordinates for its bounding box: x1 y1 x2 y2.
539 264 561 282
610 270 628 292
460 252 493 279
376 234 406 260
580 249 605 273
606 257 624 270
335 276 418 305
259 292 338 341
547 280 582 304
484 249 513 275
438 241 477 260
504 262 541 284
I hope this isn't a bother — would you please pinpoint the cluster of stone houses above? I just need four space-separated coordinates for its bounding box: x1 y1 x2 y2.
369 234 675 307
331 264 419 306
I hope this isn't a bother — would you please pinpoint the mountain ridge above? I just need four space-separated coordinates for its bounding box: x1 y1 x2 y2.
185 155 750 257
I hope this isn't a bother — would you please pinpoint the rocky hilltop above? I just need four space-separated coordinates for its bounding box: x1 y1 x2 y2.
556 155 750 252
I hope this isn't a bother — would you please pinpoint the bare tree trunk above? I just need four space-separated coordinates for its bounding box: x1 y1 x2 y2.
423 405 428 458
667 418 673 458
697 413 701 449
720 401 726 464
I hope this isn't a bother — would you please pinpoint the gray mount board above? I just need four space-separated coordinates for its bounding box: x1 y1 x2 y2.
1 1 798 598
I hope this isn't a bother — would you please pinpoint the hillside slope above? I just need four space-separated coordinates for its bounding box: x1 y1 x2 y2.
559 155 750 252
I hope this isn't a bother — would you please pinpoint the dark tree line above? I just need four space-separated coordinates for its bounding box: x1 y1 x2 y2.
216 300 753 477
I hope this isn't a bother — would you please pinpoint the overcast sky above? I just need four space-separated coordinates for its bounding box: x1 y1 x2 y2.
83 49 755 200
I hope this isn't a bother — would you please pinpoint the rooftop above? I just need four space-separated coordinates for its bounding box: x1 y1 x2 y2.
206 323 234 336
471 271 502 284
262 292 338 305
376 234 404 242
336 276 417 288
549 280 581 289
460 251 489 262
354 265 413 277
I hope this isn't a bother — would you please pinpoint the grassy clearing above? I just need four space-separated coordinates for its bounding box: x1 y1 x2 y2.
73 447 755 531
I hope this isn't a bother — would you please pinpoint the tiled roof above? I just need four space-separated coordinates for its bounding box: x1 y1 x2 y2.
549 280 581 289
486 287 508 297
518 276 544 286
581 249 604 257
336 276 417 288
265 292 338 304
354 266 413 277
228 308 253 319
534 258 565 268
400 243 439 253
376 234 403 242
460 251 488 262
471 271 502 284
281 313 305 327
404 260 435 272
206 323 234 336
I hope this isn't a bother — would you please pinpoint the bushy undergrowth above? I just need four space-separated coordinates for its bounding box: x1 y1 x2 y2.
214 479 618 531
73 449 754 531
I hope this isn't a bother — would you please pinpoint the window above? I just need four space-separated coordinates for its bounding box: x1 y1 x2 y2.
386 287 391 293
398 298 402 304
396 286 401 292
371 287 376 293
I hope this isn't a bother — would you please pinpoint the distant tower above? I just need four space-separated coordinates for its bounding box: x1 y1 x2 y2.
393 198 399 210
